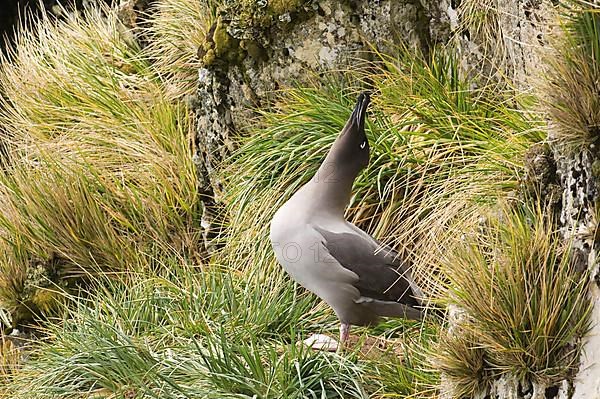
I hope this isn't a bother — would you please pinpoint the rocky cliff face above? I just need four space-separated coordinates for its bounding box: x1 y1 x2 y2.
554 146 599 399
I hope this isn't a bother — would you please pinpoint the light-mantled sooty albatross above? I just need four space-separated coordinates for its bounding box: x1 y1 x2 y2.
269 92 424 350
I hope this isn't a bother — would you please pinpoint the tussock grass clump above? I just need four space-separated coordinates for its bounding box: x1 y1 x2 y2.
365 323 439 398
0 6 199 323
145 0 217 99
435 322 489 398
200 331 368 398
437 202 591 393
458 0 503 48
459 0 500 32
365 49 543 287
4 262 380 398
544 1 600 146
455 0 509 84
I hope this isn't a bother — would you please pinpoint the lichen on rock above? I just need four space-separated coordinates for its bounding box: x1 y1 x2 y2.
198 0 316 67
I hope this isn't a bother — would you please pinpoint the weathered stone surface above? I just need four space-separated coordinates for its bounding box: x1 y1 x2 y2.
419 0 453 44
573 276 600 399
554 143 600 399
521 142 562 209
450 0 557 89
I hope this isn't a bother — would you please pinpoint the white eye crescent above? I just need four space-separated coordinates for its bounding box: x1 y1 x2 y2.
360 141 366 149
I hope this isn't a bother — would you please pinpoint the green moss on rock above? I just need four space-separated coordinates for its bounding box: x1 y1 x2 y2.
267 0 304 16
228 0 311 43
7 255 66 326
591 159 600 179
199 17 243 66
240 39 267 61
198 0 313 67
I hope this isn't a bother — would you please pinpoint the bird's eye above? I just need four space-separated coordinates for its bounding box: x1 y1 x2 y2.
359 141 367 149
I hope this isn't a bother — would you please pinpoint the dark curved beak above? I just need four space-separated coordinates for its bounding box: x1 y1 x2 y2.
350 92 370 132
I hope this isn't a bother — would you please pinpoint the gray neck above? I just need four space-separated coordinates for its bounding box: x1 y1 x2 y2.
304 158 358 216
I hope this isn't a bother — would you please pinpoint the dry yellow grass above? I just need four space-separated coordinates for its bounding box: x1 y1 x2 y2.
542 2 600 146
0 333 20 386
145 0 217 99
0 5 199 324
437 201 591 391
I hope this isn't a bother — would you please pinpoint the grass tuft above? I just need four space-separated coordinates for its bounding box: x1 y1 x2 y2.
455 0 510 85
0 333 21 385
457 0 503 51
4 261 380 398
364 323 440 398
144 0 217 99
435 321 490 398
437 201 591 390
200 329 368 398
0 5 199 323
543 1 600 146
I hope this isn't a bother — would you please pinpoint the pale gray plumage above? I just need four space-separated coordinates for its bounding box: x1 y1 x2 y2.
269 93 423 344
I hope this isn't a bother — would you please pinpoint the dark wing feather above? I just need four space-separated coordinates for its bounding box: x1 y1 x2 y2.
314 226 420 307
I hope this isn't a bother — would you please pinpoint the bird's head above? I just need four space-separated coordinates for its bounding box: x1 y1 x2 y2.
326 92 371 177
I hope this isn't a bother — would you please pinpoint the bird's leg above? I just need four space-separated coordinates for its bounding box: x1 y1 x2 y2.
339 323 350 349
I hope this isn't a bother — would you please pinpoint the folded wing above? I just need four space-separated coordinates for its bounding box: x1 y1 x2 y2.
314 226 422 307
